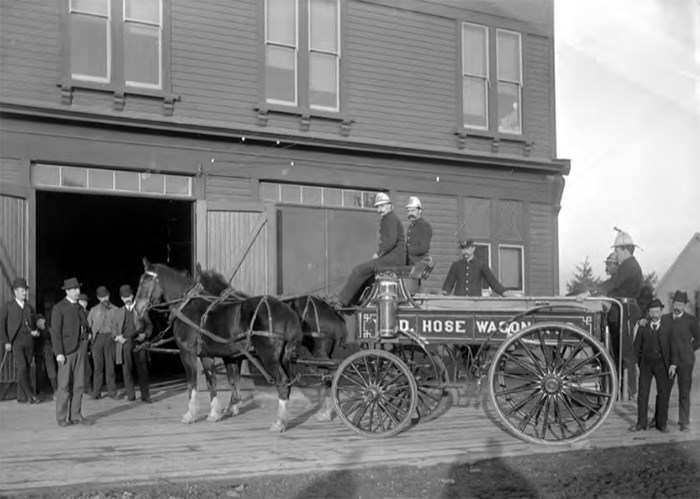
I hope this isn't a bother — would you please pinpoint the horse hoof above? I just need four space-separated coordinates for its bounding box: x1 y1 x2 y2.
181 413 195 424
207 413 223 422
315 410 333 422
269 420 286 432
231 404 241 417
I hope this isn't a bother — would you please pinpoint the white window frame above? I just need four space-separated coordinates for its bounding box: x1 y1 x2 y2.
308 0 340 112
496 29 522 135
69 0 112 83
264 0 299 107
498 244 525 292
461 22 489 130
123 0 163 90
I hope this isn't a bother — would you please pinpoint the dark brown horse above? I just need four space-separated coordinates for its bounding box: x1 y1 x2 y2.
133 259 302 431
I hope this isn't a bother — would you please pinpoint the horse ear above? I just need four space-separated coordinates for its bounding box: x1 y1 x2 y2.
142 257 151 269
195 262 203 277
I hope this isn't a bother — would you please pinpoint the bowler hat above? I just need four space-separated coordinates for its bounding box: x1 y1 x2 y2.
36 313 45 321
647 298 664 310
11 277 29 290
96 286 110 298
61 277 81 290
119 284 134 298
459 239 475 249
78 293 89 302
672 290 689 303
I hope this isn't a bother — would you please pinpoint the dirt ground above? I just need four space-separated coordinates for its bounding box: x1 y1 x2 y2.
7 440 698 499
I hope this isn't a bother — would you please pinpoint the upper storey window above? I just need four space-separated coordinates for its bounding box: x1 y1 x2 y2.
69 0 163 90
461 23 523 136
265 0 340 112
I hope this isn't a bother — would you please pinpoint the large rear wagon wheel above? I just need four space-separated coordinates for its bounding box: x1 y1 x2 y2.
489 322 617 445
332 350 418 438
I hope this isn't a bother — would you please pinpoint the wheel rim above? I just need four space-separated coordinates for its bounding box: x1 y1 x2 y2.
332 350 417 438
489 323 617 445
394 345 446 421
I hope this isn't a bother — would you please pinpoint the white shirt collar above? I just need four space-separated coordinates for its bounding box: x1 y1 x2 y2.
14 298 25 308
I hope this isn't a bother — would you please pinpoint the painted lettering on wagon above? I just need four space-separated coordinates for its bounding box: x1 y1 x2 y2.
420 319 468 334
474 320 532 336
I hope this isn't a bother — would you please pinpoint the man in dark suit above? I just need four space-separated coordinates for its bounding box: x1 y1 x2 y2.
0 277 40 404
442 240 506 297
333 193 406 307
51 277 91 426
631 298 677 433
405 196 432 266
115 284 152 403
33 313 57 398
665 290 699 432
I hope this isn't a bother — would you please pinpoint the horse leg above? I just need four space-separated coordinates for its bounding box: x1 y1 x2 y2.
312 338 335 423
223 357 243 417
201 357 224 422
255 338 292 432
179 350 199 424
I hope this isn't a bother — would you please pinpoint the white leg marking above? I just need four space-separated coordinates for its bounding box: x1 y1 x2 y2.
207 395 223 422
315 394 334 422
269 399 289 432
181 388 198 424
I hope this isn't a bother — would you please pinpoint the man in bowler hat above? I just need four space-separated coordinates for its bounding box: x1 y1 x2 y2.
631 298 677 432
0 277 40 404
665 290 699 431
116 284 152 402
51 277 92 426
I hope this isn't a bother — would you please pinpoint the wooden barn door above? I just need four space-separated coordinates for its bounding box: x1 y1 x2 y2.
197 200 275 295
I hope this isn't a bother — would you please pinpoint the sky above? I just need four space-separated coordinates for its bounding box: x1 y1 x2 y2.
554 0 700 292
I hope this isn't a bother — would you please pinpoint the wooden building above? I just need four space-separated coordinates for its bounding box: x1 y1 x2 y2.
0 0 569 316
655 233 700 316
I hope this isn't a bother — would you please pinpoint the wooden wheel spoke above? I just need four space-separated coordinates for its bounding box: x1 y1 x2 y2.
347 400 370 427
554 338 587 373
376 399 402 427
503 388 541 417
539 396 552 440
383 382 413 394
560 351 603 378
496 381 540 397
552 329 565 369
567 385 614 400
564 390 604 417
572 372 612 383
558 393 588 433
515 339 547 375
537 329 551 371
552 398 570 440
501 351 542 378
341 370 368 389
518 393 546 431
497 371 540 382
348 364 369 386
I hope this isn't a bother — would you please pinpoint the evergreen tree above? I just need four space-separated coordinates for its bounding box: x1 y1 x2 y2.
566 257 601 295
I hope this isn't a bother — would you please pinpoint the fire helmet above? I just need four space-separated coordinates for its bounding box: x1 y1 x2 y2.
406 196 422 209
373 192 391 207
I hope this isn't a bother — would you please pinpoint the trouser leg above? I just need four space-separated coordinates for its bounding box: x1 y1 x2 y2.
56 352 73 422
134 348 150 400
91 335 106 396
677 363 693 426
652 362 671 429
338 260 378 305
636 363 651 427
13 336 34 401
122 340 136 400
69 342 87 420
104 338 117 396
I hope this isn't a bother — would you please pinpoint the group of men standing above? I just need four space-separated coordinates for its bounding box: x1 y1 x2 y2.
1 277 153 426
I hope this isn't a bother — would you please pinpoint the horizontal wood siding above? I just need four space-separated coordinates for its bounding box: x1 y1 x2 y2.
527 202 555 295
345 2 456 148
0 0 60 104
523 34 553 159
207 210 268 295
396 192 459 293
0 158 26 193
205 176 253 201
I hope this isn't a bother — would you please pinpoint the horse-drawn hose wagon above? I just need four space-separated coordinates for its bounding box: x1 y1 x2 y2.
134 260 634 445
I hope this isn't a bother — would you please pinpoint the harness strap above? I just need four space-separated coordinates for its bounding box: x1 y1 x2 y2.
170 307 276 385
300 296 324 338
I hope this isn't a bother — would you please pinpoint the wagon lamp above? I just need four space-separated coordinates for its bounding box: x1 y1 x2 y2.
376 276 399 338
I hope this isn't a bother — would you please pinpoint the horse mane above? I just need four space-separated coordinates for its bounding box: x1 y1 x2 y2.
198 268 250 298
152 263 193 288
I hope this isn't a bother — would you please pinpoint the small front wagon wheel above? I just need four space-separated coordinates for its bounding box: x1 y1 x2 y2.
332 350 418 438
489 322 618 445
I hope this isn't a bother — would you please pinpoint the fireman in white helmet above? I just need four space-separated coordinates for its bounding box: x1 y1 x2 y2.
405 196 432 266
331 192 405 307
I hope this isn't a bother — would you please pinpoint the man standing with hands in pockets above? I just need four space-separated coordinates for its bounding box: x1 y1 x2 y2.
51 277 92 426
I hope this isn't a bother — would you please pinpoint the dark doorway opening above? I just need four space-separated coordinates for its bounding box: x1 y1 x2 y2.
36 191 193 380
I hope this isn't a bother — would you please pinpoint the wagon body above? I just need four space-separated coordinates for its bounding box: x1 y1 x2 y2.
331 272 625 444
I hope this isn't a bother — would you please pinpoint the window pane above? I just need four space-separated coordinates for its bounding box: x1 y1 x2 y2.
266 0 296 46
165 176 191 196
88 168 113 190
62 167 87 188
141 173 164 193
32 165 60 187
301 186 322 205
71 0 109 16
498 82 521 134
260 182 280 201
70 14 109 80
463 76 487 128
309 52 337 109
462 24 487 76
280 184 301 203
343 190 362 208
498 31 521 82
266 45 296 103
124 23 160 87
499 247 523 290
125 0 160 23
323 188 342 206
310 0 337 53
115 170 139 191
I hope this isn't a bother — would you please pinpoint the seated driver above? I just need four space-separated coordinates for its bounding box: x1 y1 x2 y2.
332 193 405 307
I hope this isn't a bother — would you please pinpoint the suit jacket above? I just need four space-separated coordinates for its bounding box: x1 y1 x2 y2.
634 320 676 369
442 257 506 297
376 210 406 265
599 256 643 299
50 298 88 356
0 299 36 345
405 217 432 265
666 312 699 366
115 306 153 340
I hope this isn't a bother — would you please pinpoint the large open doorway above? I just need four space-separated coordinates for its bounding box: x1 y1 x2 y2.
36 191 193 380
